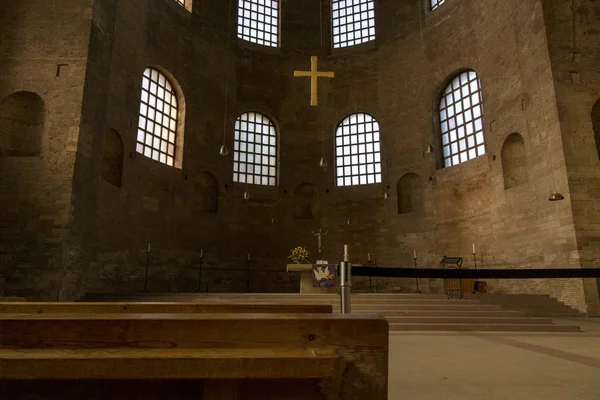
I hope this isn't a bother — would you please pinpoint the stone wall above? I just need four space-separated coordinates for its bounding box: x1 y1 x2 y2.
0 0 94 300
541 0 600 315
1 0 597 313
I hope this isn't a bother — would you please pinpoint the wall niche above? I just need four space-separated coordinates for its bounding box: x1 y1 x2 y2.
0 91 45 156
101 129 124 187
397 173 423 214
501 132 527 189
294 183 318 219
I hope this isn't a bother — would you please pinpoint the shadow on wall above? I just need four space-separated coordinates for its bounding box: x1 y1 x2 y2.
397 173 423 214
0 91 45 157
294 183 318 219
501 132 527 189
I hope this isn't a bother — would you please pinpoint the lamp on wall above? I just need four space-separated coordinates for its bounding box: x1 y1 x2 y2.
243 190 251 200
319 156 328 168
549 190 565 202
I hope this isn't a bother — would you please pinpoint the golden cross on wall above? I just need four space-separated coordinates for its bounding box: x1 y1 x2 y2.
293 56 335 106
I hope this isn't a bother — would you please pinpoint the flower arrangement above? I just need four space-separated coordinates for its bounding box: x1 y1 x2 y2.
288 246 310 264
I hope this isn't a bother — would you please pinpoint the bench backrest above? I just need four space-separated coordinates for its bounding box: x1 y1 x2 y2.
0 313 388 400
0 302 333 314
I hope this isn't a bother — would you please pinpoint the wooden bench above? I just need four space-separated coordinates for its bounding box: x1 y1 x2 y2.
0 313 389 400
0 301 333 314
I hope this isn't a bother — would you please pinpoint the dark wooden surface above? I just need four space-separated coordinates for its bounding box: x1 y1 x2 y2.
0 313 389 400
0 302 333 314
0 347 339 379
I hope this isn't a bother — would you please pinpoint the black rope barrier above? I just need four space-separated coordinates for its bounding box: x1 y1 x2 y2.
351 267 600 279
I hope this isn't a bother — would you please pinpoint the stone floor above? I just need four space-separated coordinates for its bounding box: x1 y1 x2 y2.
389 318 600 399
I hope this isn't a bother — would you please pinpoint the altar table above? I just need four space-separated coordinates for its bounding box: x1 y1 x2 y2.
286 264 338 294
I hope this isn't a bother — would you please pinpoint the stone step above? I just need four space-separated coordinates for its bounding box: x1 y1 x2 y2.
349 304 503 311
385 316 553 325
370 310 528 317
388 323 581 332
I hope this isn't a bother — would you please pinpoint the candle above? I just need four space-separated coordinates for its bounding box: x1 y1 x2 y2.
413 250 417 259
200 249 203 258
147 243 151 253
247 252 251 261
344 245 349 259
368 253 371 262
472 243 476 254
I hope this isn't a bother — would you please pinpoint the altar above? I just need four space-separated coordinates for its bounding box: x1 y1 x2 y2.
286 264 339 294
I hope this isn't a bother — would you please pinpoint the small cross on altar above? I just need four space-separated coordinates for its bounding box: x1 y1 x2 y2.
293 56 335 106
312 228 329 254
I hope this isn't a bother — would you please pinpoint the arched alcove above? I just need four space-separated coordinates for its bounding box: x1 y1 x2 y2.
0 91 45 156
592 100 600 160
294 183 318 219
101 129 124 188
501 133 527 189
197 172 218 214
397 173 423 214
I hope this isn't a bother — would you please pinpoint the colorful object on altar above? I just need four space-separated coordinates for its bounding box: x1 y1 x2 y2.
288 246 310 264
312 264 336 288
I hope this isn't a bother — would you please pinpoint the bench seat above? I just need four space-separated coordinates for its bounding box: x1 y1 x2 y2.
0 347 339 379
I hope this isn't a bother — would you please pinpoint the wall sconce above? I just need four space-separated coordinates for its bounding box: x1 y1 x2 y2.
423 145 434 157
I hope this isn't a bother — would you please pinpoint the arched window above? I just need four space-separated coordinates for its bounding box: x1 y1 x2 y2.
136 67 183 168
332 0 375 49
233 112 277 186
335 113 382 186
431 0 446 11
439 70 485 168
237 0 280 47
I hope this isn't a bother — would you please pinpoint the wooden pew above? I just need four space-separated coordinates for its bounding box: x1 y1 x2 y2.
0 301 333 314
0 313 389 400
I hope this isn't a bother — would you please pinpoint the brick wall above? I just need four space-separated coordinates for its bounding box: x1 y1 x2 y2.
0 0 94 300
2 0 597 313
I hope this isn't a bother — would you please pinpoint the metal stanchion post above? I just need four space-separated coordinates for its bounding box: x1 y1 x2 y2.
340 245 352 314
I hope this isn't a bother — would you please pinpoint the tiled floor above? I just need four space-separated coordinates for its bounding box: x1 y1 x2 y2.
389 318 600 399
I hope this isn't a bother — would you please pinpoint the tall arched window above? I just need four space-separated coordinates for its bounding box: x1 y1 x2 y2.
431 0 446 11
237 0 280 47
233 112 277 186
439 70 485 168
136 67 182 168
332 0 375 49
335 113 382 186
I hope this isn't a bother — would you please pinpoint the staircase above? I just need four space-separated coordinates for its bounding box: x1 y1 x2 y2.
466 294 584 318
82 292 581 332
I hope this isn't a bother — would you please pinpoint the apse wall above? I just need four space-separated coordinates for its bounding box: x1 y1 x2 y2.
0 0 586 310
542 0 600 315
0 0 94 299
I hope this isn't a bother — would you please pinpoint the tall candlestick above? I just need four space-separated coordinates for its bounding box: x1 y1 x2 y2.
147 243 151 253
413 250 417 259
472 243 476 254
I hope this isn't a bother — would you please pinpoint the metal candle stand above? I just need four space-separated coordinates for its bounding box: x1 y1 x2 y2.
196 252 204 293
340 245 352 314
413 255 421 293
143 244 151 292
